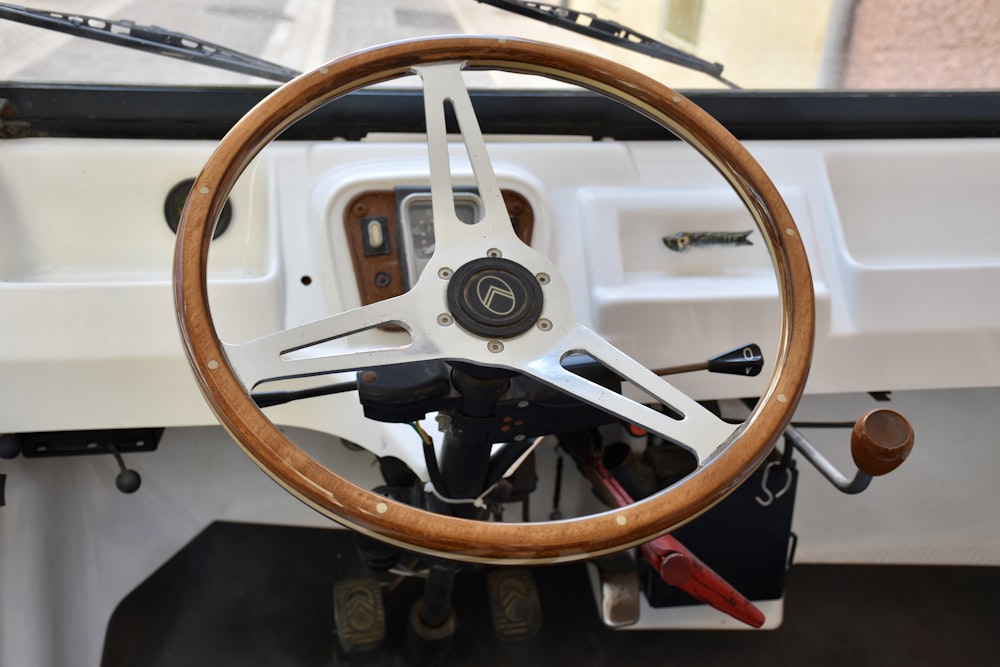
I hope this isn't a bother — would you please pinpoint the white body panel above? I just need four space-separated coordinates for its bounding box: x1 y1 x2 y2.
2 136 999 664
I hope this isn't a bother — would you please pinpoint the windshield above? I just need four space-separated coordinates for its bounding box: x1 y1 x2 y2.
1 0 998 90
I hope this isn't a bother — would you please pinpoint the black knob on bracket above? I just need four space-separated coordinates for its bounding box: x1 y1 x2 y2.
107 444 141 494
0 434 21 460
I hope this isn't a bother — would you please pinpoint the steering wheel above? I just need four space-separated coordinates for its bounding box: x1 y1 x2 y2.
174 37 814 564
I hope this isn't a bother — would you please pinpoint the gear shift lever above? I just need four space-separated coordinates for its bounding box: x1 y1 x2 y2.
786 408 914 494
851 408 914 476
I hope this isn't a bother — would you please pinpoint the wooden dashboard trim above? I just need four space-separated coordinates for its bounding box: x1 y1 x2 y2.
344 188 534 307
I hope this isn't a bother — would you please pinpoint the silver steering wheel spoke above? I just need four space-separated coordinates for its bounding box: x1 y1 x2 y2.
524 325 737 465
223 292 440 389
414 62 522 264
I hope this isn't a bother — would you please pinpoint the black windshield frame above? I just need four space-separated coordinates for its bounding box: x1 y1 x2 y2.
2 84 999 141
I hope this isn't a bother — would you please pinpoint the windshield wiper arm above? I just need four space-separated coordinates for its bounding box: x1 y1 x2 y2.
476 0 739 89
0 2 301 83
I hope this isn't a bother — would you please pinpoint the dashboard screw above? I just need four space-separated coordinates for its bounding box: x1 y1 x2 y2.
536 318 552 331
536 273 550 285
437 313 454 326
438 267 453 279
487 340 504 353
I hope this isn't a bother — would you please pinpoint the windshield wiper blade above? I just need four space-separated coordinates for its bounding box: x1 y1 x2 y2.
477 0 739 89
0 2 301 83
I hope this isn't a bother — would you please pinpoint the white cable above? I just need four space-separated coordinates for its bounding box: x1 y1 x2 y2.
421 435 546 510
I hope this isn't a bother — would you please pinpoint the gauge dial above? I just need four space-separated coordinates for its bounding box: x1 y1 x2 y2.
399 192 482 285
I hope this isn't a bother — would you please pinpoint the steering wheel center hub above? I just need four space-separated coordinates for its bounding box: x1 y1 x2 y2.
447 257 544 338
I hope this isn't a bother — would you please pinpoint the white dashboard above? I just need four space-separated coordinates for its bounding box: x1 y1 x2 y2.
1 136 998 435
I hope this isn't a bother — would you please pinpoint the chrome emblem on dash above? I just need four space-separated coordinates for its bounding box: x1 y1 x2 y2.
476 276 517 315
663 230 754 252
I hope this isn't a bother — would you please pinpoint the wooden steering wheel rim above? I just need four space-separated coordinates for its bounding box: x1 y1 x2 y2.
174 36 814 564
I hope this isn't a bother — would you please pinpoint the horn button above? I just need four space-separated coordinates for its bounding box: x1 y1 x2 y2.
446 257 544 338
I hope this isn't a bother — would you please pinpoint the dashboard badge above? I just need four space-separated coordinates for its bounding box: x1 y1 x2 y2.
447 258 544 338
476 276 518 316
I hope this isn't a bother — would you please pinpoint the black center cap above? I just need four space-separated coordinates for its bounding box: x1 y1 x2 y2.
447 257 544 338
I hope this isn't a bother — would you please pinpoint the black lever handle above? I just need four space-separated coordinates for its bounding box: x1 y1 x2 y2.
706 343 763 376
653 343 763 377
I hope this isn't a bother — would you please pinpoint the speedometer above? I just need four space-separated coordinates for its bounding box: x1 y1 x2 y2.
399 191 483 285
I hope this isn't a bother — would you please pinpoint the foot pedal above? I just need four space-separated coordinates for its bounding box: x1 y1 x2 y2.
591 552 640 627
333 577 386 653
486 569 542 641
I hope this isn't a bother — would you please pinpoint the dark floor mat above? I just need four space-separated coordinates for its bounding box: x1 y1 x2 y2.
102 522 1000 667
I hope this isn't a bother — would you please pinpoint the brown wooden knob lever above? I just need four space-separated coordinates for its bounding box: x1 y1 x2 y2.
850 408 914 476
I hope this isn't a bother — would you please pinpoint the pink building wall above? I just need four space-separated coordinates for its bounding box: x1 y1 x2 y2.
842 0 1000 89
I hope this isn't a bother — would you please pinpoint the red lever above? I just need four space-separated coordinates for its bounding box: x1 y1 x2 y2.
591 458 765 628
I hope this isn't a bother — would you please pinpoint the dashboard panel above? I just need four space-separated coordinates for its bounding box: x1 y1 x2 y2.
2 136 1000 440
343 187 534 307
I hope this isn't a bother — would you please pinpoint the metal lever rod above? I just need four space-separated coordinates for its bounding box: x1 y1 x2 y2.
785 408 914 495
653 343 763 377
784 425 871 494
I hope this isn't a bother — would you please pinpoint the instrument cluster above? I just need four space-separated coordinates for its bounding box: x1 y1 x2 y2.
342 188 535 306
